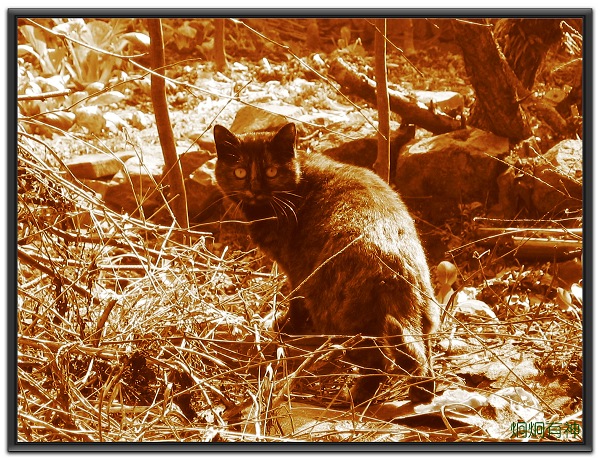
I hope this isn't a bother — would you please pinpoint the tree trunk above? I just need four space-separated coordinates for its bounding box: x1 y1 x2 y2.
214 19 227 72
453 18 531 141
495 18 563 90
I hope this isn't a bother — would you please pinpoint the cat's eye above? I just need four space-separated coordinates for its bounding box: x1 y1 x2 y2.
265 167 278 178
234 168 247 179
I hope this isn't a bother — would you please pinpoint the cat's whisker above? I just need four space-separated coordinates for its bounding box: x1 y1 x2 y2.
278 195 298 221
267 199 282 229
272 195 298 225
272 196 294 227
220 193 245 218
275 190 302 199
219 192 249 223
270 196 289 225
214 192 240 209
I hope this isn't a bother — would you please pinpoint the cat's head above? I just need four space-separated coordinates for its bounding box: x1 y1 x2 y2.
213 123 301 208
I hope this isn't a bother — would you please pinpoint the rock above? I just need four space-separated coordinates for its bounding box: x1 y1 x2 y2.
126 110 153 130
229 104 303 134
178 150 214 178
101 143 213 214
458 353 539 387
86 90 126 107
65 152 134 180
531 139 582 215
104 155 165 216
395 127 509 224
323 138 378 169
548 139 582 178
74 106 105 134
80 179 110 198
297 111 349 128
104 112 127 133
490 139 582 218
438 338 474 355
454 299 499 324
186 158 224 223
412 90 464 117
323 125 415 172
302 111 380 155
103 147 222 223
487 387 543 426
37 111 76 132
531 165 582 215
415 389 488 413
191 131 218 154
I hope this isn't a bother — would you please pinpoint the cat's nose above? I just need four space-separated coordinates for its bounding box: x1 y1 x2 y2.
250 180 262 194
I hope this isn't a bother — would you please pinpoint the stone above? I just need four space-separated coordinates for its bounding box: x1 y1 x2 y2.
74 106 105 134
529 139 582 215
80 179 109 198
186 158 224 223
229 104 304 133
531 164 582 215
412 90 464 117
102 143 216 216
104 155 165 216
395 127 509 224
323 125 415 173
323 138 378 169
178 150 214 178
545 139 582 179
191 132 218 153
65 152 134 180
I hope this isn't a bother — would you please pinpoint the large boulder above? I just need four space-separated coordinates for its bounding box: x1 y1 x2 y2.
186 158 224 224
65 151 134 180
323 125 415 173
395 127 509 224
103 148 214 218
229 104 304 134
104 154 165 216
531 139 582 215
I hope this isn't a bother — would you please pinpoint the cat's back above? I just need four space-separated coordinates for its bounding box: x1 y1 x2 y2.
297 152 415 238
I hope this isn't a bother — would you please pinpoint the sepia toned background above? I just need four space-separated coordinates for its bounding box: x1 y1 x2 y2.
14 15 584 444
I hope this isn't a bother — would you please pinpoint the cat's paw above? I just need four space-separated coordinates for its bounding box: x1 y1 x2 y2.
349 374 386 406
261 311 292 333
407 376 436 404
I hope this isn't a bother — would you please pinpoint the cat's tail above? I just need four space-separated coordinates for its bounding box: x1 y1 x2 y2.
383 313 436 403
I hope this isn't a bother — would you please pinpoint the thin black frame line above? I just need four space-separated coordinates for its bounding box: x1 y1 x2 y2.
7 8 593 452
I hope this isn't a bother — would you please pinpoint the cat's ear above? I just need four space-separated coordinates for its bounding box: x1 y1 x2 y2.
214 125 241 160
271 123 296 158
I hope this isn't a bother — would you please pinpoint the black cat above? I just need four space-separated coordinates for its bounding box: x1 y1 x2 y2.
214 122 439 405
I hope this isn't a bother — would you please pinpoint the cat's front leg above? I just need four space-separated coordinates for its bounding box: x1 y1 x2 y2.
273 298 312 334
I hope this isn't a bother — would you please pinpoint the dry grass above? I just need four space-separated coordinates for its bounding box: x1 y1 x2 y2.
15 16 584 444
17 132 285 442
16 133 439 442
16 130 584 444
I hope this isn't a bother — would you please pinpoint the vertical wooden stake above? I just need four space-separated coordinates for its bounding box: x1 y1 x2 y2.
373 18 391 183
147 18 189 234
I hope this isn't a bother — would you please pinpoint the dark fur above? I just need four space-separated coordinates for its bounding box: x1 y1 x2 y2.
214 123 439 404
